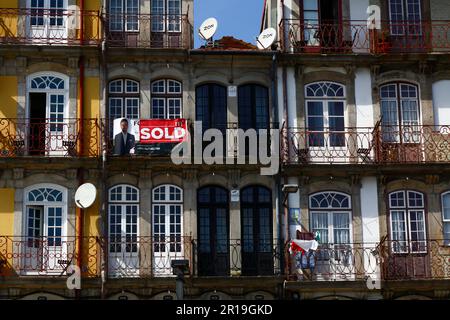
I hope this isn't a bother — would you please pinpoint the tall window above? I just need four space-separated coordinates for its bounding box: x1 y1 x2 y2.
109 0 139 32
380 82 420 143
241 186 273 276
389 0 422 35
389 190 427 253
309 192 351 244
305 82 346 147
151 0 182 32
238 84 269 130
23 184 67 274
151 79 183 119
196 84 227 132
108 185 139 254
109 78 140 121
442 192 450 246
152 184 183 276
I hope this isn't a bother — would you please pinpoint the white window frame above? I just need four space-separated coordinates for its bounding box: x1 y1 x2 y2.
151 79 183 119
388 0 422 36
389 190 427 254
380 82 421 144
309 191 352 245
109 0 140 32
108 79 141 120
151 0 182 33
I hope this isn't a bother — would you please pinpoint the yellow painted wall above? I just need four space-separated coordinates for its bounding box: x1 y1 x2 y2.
82 77 101 156
77 0 102 42
0 77 18 119
0 189 15 276
0 0 18 9
0 77 18 156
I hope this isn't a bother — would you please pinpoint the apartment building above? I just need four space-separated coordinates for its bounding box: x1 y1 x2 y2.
262 0 450 299
0 0 449 301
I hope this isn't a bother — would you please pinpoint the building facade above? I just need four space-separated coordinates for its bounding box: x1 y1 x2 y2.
0 0 449 300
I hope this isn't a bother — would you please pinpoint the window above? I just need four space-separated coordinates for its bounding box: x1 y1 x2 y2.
389 190 427 253
309 192 351 244
241 186 273 276
109 0 139 32
442 192 450 246
108 79 140 132
305 82 346 147
380 82 420 143
238 84 269 130
196 84 227 132
152 185 183 250
23 184 67 274
389 0 422 35
108 185 139 254
151 0 182 32
30 0 65 28
151 79 182 119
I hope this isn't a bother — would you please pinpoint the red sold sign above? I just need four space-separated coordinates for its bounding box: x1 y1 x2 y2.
139 119 188 144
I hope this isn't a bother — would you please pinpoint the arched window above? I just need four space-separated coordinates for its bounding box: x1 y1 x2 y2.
151 79 182 119
196 84 227 132
27 72 69 155
241 186 273 276
380 82 420 143
152 184 184 276
305 82 346 147
108 184 139 277
388 190 426 253
442 192 450 246
309 191 351 244
238 84 269 130
23 184 68 274
108 78 140 121
197 186 229 276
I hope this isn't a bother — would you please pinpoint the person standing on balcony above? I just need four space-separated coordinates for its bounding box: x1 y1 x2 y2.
113 118 135 156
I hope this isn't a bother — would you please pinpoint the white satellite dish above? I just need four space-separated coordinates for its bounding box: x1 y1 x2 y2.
75 183 97 209
199 17 218 41
257 27 277 49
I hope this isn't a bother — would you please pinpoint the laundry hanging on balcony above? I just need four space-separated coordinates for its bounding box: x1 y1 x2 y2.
290 238 319 271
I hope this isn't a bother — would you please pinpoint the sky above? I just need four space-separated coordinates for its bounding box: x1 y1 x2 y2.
194 0 265 48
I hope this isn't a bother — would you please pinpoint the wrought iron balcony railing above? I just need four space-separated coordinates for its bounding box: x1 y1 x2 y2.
282 125 450 164
0 236 283 279
0 118 102 157
286 240 450 282
104 13 193 49
0 8 101 46
280 19 450 54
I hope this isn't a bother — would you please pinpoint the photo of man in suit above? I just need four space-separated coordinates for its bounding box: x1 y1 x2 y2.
113 118 135 156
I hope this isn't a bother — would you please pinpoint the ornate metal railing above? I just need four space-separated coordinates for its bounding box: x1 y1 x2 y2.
379 239 450 280
191 239 283 277
0 8 101 45
280 20 450 54
103 13 192 49
0 118 102 157
282 125 450 164
286 242 381 281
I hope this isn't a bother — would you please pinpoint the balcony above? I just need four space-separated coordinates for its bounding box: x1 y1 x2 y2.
104 14 193 49
282 125 450 165
280 20 450 54
0 118 102 158
0 8 101 46
286 240 450 282
0 236 282 279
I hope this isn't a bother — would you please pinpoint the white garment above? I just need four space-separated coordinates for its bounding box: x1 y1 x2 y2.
292 239 319 251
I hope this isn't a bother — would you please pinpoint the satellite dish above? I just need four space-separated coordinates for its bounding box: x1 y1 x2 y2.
257 27 277 49
199 17 218 41
75 183 97 209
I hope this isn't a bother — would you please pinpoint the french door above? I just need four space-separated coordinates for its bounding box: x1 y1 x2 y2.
152 185 183 277
108 185 139 278
241 186 273 276
197 186 230 276
24 206 66 274
151 0 182 47
27 0 68 43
